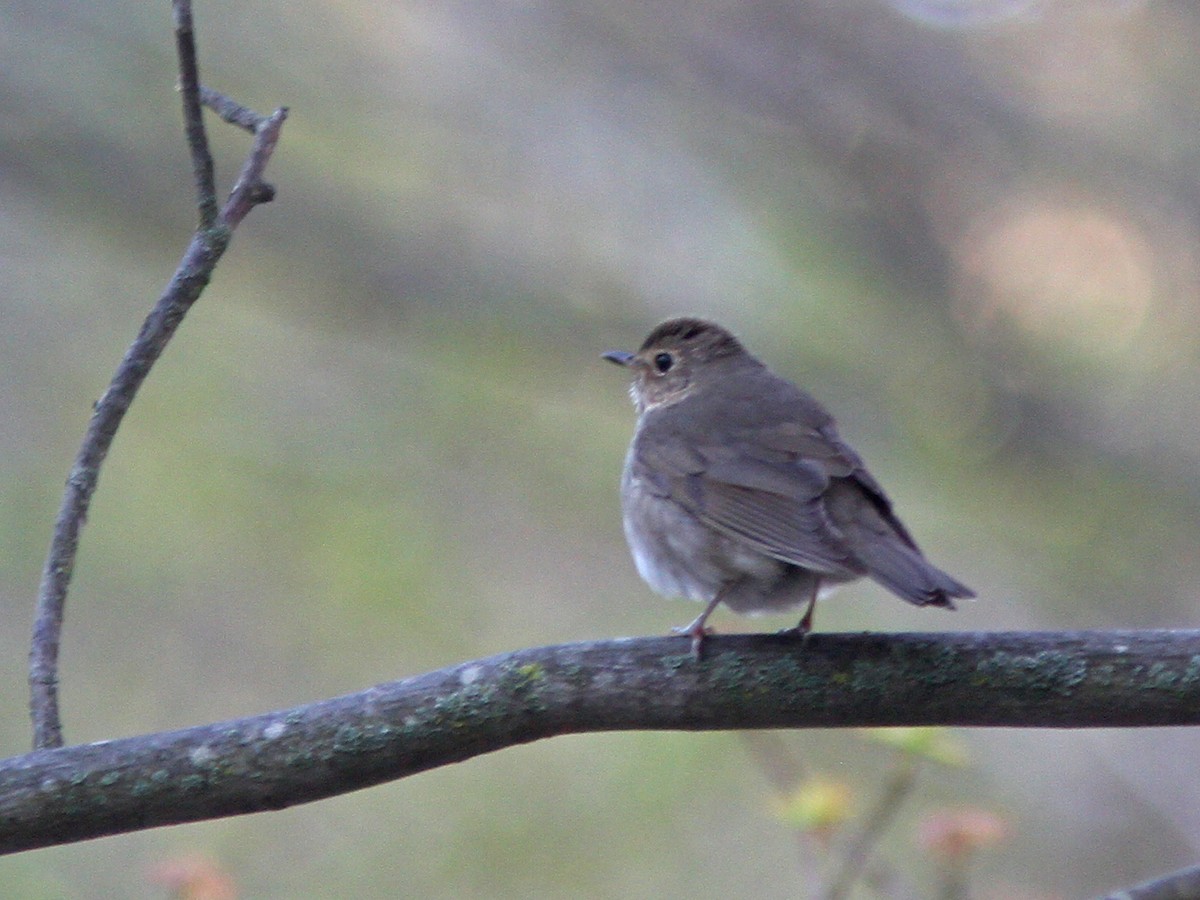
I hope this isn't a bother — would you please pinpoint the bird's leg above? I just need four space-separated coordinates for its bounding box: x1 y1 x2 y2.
780 580 820 639
671 593 724 659
797 582 818 633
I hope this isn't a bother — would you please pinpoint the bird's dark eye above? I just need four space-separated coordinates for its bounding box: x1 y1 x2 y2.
653 352 674 373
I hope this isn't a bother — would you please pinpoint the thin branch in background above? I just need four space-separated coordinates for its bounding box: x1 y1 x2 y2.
741 732 826 894
1103 863 1200 900
740 731 810 796
26 0 286 750
824 760 919 900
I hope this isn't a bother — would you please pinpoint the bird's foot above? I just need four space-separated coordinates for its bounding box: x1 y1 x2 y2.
670 619 714 660
778 608 815 644
776 624 814 645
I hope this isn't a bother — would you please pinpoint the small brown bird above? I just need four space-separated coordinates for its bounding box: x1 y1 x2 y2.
604 317 974 654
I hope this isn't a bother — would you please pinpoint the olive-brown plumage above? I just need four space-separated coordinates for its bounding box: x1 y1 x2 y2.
604 317 973 652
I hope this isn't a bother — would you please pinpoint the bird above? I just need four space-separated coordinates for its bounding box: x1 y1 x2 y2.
604 317 974 655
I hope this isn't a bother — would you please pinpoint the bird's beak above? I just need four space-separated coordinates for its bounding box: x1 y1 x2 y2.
602 349 636 367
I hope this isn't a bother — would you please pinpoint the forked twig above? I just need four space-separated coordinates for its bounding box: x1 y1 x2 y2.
27 0 287 749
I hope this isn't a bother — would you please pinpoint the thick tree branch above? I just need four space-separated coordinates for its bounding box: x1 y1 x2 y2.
5 629 1200 855
26 0 287 751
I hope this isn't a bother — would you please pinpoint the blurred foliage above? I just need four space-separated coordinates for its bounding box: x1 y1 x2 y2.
3 0 1200 897
773 776 856 838
862 727 969 768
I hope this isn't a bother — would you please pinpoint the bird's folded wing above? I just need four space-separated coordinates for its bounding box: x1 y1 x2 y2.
636 435 861 577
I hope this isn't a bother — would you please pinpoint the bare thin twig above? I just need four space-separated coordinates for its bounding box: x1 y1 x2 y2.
221 106 287 228
200 85 268 133
172 0 217 227
27 0 286 750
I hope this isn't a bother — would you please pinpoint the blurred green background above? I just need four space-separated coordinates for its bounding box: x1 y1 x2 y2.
4 1 1200 897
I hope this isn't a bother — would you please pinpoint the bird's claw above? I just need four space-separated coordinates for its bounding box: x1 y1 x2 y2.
670 622 713 660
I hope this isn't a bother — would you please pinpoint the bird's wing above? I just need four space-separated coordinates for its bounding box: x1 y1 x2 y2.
634 420 863 577
754 418 923 551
